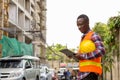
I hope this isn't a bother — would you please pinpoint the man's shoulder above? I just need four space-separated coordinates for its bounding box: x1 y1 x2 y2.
92 32 100 36
91 32 102 40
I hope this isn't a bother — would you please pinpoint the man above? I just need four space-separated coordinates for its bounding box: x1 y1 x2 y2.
66 69 71 80
75 14 105 80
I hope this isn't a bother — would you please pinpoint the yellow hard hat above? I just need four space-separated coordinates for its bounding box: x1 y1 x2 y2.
80 40 96 54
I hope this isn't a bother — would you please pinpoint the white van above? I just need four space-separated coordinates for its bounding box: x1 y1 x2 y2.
0 55 40 80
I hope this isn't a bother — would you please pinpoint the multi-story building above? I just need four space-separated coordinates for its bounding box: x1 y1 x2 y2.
0 0 47 63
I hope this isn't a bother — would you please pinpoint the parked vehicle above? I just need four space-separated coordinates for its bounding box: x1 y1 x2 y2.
49 68 55 78
57 68 66 80
0 55 40 80
40 65 52 80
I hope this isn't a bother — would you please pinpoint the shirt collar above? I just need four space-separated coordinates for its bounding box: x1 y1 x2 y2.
82 29 91 37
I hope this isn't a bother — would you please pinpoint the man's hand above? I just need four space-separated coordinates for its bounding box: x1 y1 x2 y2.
75 53 84 60
75 53 80 59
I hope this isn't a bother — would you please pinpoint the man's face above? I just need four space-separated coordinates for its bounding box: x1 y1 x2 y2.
77 18 88 33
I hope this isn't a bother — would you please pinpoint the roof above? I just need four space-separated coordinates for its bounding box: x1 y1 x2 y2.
0 55 40 61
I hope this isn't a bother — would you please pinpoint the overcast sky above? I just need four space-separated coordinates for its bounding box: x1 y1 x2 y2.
46 0 120 48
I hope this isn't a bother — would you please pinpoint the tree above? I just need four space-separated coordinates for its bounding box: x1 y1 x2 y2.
46 43 67 61
93 22 108 41
46 43 76 62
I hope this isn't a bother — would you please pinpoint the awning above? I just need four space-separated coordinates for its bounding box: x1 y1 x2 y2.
60 63 66 67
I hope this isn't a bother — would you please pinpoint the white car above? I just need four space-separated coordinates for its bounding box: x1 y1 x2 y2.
49 68 55 78
40 66 52 80
0 55 40 80
57 68 66 80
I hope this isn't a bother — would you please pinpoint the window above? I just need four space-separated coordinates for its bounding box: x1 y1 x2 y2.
25 61 32 69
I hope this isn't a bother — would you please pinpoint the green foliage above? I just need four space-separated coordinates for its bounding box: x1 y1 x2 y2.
93 22 114 73
46 44 76 62
107 16 120 47
107 15 120 55
108 16 120 30
102 15 120 73
92 22 108 40
93 15 120 73
46 44 67 60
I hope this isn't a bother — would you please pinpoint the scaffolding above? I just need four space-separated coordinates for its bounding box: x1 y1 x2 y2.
0 0 9 57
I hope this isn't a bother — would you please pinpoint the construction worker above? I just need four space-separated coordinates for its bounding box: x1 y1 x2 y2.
75 14 105 80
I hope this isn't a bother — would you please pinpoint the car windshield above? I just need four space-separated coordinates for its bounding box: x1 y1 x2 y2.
0 60 23 68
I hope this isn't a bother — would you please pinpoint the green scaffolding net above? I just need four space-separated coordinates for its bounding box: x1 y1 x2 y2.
0 35 33 57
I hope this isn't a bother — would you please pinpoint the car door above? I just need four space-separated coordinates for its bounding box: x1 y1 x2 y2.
24 61 34 80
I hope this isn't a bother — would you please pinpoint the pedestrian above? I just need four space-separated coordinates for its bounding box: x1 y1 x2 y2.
70 70 77 80
66 69 71 80
52 72 58 80
54 67 58 73
63 70 67 80
75 14 105 80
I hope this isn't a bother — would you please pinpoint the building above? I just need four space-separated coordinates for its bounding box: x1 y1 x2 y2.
0 0 47 63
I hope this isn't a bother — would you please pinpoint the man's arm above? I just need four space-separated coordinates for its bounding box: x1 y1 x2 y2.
76 33 105 60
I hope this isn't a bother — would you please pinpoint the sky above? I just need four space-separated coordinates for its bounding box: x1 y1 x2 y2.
46 0 120 48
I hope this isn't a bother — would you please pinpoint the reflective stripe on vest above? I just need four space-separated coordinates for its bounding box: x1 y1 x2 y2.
80 61 102 68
